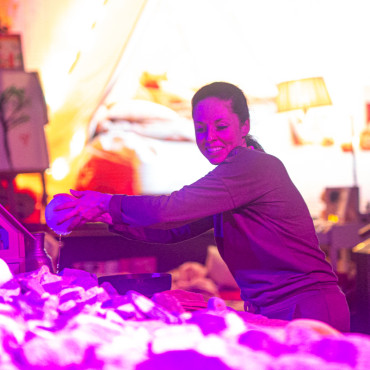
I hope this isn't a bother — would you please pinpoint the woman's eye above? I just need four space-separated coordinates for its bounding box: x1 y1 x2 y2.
217 124 228 130
195 127 205 133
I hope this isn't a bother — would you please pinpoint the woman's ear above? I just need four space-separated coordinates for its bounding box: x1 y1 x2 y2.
241 119 250 137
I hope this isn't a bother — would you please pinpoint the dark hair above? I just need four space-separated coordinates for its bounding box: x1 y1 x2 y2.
191 82 264 152
192 81 249 122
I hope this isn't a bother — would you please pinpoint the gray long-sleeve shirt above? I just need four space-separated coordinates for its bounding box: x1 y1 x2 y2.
108 146 338 307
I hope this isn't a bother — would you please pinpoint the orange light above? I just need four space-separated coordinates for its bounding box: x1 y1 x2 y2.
327 214 339 223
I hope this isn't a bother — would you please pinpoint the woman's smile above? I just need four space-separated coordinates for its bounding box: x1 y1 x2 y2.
206 146 223 153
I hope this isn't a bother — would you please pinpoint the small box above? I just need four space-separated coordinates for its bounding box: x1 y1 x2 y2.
322 186 360 223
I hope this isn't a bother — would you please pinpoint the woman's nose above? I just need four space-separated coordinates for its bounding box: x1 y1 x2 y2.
206 127 216 141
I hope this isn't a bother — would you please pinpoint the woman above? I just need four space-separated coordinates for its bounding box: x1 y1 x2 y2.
55 82 350 331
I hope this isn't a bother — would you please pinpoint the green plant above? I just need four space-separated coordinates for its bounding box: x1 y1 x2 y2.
0 86 30 168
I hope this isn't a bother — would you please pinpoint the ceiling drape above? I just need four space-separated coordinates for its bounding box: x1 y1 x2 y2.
7 0 148 196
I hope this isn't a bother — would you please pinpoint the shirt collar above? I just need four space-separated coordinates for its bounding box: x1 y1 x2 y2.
227 146 245 159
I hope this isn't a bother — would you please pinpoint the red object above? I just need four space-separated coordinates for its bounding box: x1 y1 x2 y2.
340 142 353 152
75 154 138 195
219 289 242 301
0 180 40 223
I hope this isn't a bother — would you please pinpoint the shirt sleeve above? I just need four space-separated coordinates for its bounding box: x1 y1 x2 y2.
108 169 235 229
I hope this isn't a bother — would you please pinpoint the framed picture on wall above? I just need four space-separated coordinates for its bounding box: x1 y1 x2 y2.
0 70 49 172
0 34 24 70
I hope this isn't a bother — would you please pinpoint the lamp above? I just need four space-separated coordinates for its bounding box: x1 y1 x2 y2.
276 77 332 114
277 77 359 211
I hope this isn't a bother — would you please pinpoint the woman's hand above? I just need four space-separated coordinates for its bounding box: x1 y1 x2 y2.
54 189 113 230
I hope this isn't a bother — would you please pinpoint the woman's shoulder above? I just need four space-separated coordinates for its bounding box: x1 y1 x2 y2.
226 146 283 166
211 147 287 182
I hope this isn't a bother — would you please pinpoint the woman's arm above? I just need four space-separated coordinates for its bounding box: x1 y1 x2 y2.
53 189 214 241
108 173 234 230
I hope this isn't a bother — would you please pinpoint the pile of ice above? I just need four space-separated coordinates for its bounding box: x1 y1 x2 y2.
0 259 369 369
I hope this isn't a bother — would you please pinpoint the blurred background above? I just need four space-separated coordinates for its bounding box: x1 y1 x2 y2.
0 0 369 222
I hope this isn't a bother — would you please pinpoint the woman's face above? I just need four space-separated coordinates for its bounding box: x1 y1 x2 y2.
193 97 250 165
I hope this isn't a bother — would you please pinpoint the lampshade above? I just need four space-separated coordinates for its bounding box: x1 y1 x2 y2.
276 77 332 113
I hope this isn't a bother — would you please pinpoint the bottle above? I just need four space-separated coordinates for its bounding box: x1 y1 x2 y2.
25 232 53 273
